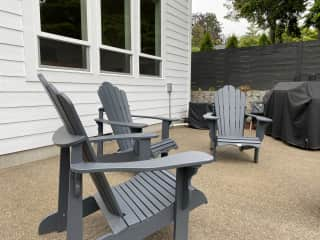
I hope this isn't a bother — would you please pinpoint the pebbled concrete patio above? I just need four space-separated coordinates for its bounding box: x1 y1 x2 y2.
0 126 319 240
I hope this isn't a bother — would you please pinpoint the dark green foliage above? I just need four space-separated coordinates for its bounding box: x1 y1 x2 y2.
226 35 239 48
192 13 222 49
258 34 271 46
305 0 320 39
200 32 214 52
225 0 307 43
239 35 258 47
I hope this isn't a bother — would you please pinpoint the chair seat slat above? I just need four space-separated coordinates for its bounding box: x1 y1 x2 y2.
145 172 175 194
125 181 159 215
139 173 175 203
130 178 166 211
114 186 147 222
153 170 176 189
134 175 172 207
120 184 153 218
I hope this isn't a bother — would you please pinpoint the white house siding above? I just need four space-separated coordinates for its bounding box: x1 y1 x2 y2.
0 0 192 155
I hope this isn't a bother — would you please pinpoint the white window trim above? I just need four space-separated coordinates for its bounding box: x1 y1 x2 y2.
24 0 166 80
35 0 92 72
138 0 164 78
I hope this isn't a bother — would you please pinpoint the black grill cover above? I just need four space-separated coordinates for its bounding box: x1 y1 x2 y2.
264 82 320 149
188 102 213 129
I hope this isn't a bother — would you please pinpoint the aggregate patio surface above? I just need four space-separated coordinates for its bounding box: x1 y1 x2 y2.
0 126 319 240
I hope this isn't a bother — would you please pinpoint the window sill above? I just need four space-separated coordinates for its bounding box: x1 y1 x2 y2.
37 66 93 75
99 71 134 78
139 74 164 80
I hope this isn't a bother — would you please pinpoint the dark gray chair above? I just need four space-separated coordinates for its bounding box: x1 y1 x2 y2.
204 85 272 163
38 75 214 240
96 82 178 158
38 74 167 236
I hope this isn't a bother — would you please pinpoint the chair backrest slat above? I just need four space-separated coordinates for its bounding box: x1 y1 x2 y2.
98 82 134 151
214 85 246 137
39 74 122 216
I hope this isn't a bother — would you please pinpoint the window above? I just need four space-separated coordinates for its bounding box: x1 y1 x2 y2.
100 49 131 73
38 0 89 70
35 0 164 77
140 0 162 76
100 0 132 74
39 37 88 69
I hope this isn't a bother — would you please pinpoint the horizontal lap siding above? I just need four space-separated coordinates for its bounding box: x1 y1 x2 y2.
165 0 191 119
0 0 191 155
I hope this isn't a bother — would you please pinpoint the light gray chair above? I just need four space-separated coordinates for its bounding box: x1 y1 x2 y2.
96 82 178 158
204 85 272 163
38 75 214 240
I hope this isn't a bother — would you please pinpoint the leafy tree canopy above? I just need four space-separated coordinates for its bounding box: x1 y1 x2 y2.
282 27 319 42
225 0 308 44
192 12 222 49
305 0 320 39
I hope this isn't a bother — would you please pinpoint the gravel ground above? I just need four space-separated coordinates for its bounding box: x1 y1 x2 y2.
0 127 319 240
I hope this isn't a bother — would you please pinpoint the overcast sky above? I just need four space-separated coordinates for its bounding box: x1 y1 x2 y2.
192 0 250 38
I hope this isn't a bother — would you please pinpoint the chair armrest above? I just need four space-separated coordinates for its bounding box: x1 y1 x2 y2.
89 133 158 143
203 112 219 121
132 114 180 122
52 127 86 147
203 113 219 156
70 151 214 173
246 114 272 141
246 113 272 123
95 118 148 129
132 115 179 140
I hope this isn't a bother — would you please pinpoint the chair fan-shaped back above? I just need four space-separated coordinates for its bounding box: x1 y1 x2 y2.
98 82 134 151
38 74 122 216
214 85 246 137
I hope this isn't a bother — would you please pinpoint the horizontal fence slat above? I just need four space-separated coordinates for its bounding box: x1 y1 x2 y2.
192 40 320 90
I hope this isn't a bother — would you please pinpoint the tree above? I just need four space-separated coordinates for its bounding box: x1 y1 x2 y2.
258 34 271 46
192 24 205 48
238 24 260 47
192 12 222 49
239 35 259 47
226 35 239 48
305 0 320 39
282 27 319 42
225 0 307 44
200 32 214 51
246 23 260 37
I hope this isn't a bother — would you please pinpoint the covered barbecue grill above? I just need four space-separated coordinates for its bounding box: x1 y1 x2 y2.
264 81 320 149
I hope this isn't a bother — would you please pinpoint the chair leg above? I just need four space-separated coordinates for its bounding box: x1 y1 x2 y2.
67 172 83 240
39 147 70 234
254 148 259 163
174 168 195 240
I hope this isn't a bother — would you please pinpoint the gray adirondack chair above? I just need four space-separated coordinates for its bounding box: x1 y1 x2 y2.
38 75 214 240
96 82 178 157
204 85 272 163
38 74 167 235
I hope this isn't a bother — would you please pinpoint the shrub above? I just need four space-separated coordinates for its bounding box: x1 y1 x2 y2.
200 32 214 51
258 34 271 46
226 35 239 48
